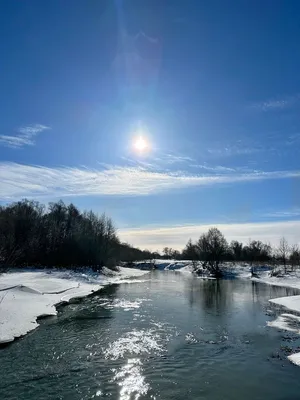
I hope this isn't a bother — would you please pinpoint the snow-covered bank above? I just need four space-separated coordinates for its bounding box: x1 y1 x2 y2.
252 271 300 291
254 270 300 367
134 259 193 271
0 267 148 344
269 295 300 313
288 352 300 366
267 313 300 333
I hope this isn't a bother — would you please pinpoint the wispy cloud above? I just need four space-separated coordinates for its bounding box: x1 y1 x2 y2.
265 209 300 219
190 164 238 173
122 152 195 170
207 145 261 157
120 220 300 250
252 94 300 112
286 132 300 145
0 124 50 149
1 162 300 200
163 153 195 164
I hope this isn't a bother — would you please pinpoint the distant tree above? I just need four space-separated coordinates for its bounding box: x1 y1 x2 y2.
162 247 179 259
162 247 170 258
197 228 228 277
290 244 300 271
278 237 290 274
0 199 159 269
229 240 244 262
182 239 198 260
152 251 161 259
243 240 271 266
171 249 181 260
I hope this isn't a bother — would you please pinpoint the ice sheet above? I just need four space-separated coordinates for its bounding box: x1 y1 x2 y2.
0 268 148 344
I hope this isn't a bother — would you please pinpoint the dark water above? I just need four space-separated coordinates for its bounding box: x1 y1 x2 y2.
1 272 300 400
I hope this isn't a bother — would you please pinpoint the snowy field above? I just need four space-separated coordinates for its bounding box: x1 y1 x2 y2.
0 267 148 344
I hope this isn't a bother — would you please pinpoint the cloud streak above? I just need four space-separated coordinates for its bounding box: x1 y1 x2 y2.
265 209 300 218
190 164 238 173
1 162 300 200
207 145 261 157
0 124 50 148
120 220 300 250
252 94 300 112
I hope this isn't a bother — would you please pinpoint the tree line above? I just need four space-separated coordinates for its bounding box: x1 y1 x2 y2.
1 200 299 274
178 228 300 276
0 199 155 269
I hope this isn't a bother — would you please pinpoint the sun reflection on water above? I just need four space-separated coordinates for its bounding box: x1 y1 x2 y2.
104 329 163 360
112 358 149 400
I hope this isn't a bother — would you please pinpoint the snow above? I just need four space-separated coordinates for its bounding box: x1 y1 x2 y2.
288 352 300 366
267 313 300 333
253 269 300 367
269 295 300 313
134 259 194 271
0 267 148 344
252 271 300 291
226 264 252 279
178 264 195 274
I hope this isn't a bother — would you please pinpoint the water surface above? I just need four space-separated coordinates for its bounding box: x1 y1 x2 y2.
1 272 300 399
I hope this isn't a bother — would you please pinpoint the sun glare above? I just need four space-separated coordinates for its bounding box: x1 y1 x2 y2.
133 135 149 153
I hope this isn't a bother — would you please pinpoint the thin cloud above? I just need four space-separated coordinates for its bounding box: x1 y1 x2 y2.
1 162 300 200
251 94 299 112
265 209 300 218
190 164 237 173
287 133 300 145
164 153 195 164
134 31 159 44
120 220 300 250
122 152 194 169
0 124 50 149
207 145 261 157
120 157 157 170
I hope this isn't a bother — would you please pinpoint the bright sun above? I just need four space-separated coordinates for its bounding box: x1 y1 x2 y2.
133 135 149 153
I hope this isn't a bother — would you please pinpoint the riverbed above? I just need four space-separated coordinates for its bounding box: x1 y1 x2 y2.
1 271 300 399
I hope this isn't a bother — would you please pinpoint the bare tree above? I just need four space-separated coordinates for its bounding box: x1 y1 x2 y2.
278 237 290 274
182 239 199 271
197 227 228 277
163 247 170 258
230 240 244 263
290 244 300 271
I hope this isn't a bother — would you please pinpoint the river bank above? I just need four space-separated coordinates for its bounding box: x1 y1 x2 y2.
249 270 300 366
0 267 149 344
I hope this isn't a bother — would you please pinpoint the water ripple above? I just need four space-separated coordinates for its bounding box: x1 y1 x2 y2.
112 358 149 400
103 298 151 311
104 329 164 360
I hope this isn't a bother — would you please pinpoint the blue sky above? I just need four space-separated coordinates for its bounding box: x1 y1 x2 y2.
1 0 300 250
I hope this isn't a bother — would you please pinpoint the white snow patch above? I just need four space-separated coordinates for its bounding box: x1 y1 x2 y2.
134 259 194 271
269 296 300 313
178 264 195 274
252 271 300 291
0 268 148 344
262 272 300 367
267 313 300 333
288 352 300 366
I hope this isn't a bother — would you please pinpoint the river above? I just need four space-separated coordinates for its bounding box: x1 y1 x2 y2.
1 271 300 399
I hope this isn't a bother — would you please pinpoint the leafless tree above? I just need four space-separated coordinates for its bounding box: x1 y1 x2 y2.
197 227 228 277
290 244 300 271
278 237 290 274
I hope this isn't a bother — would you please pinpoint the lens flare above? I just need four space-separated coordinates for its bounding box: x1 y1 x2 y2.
133 136 149 153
